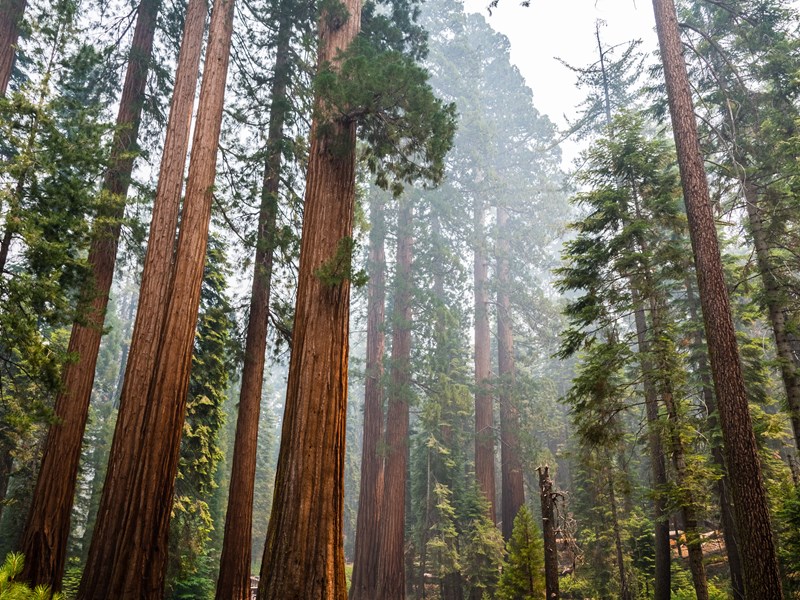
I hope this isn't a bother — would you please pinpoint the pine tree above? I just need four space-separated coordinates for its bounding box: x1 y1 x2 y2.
651 0 783 596
496 506 545 600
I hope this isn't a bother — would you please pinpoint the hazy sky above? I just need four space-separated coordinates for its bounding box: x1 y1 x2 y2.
463 0 660 161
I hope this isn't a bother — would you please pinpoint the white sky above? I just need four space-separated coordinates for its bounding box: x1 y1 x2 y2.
463 0 660 162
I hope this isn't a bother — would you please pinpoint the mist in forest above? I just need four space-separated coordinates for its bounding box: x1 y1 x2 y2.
0 0 799 598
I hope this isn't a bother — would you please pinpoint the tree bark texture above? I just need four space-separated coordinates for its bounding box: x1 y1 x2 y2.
651 0 783 597
376 197 413 600
742 181 800 450
76 0 206 592
349 192 386 600
497 204 524 541
78 0 232 596
20 0 159 590
214 5 289 598
538 466 560 600
474 195 495 522
0 0 25 96
256 1 361 596
632 302 671 600
685 276 745 599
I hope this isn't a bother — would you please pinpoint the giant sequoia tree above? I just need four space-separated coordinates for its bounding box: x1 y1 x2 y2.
20 0 160 588
79 0 234 595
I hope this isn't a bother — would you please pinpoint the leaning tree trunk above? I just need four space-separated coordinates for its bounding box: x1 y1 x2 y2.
349 191 387 600
376 197 413 600
256 0 361 596
538 466 560 600
214 4 289 598
0 0 25 96
651 0 783 597
497 203 524 540
606 462 633 600
78 0 232 597
685 276 745 599
19 0 160 590
474 194 496 522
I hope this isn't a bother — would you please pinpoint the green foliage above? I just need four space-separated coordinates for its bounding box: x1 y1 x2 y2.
313 236 368 288
778 483 800 595
0 553 62 599
315 37 456 194
496 506 545 600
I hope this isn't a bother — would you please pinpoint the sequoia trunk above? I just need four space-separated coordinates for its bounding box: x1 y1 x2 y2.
256 0 361 595
78 0 232 596
538 466 559 600
497 204 524 540
0 0 25 95
376 197 413 600
214 4 289 597
474 195 495 521
349 192 386 600
20 0 159 589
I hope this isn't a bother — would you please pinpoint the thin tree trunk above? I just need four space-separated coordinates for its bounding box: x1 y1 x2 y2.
0 443 12 523
19 0 160 590
651 0 783 596
376 197 413 600
0 0 25 96
78 0 232 596
632 300 671 600
742 181 800 449
214 5 290 598
538 466 560 600
350 192 386 600
497 203 524 540
256 1 361 596
685 276 745 599
474 195 495 521
607 463 632 600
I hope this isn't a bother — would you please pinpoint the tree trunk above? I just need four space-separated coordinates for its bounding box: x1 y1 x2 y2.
256 1 361 596
0 0 25 96
538 466 559 600
0 443 13 523
19 0 160 590
685 276 745 599
742 181 800 450
78 0 232 596
349 192 386 600
376 197 413 600
497 204 524 540
632 300 671 600
651 0 783 597
607 464 632 600
214 5 290 598
474 195 495 522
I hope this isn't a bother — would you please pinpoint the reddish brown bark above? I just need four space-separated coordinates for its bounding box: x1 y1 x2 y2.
349 192 386 600
78 0 232 596
685 276 744 599
0 0 25 96
497 204 524 540
256 1 361 596
375 198 413 600
538 466 559 600
474 195 495 522
651 0 783 597
19 0 159 590
214 6 290 599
